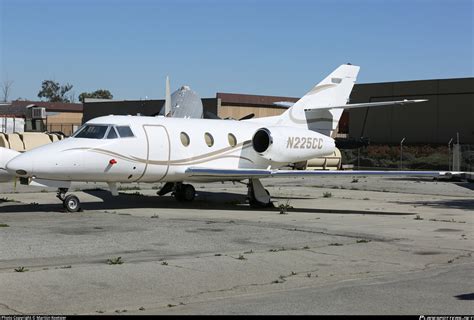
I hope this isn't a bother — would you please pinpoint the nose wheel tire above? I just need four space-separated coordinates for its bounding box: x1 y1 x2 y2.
63 194 81 212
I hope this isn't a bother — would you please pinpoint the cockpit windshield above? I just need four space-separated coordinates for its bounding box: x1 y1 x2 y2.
73 125 109 139
73 124 135 139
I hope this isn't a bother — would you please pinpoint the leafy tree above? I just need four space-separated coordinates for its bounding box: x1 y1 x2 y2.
37 80 73 102
79 89 113 102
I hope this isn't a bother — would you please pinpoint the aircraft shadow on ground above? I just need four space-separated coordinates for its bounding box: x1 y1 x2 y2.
385 177 474 191
393 198 474 211
454 293 474 301
0 190 416 216
454 182 474 191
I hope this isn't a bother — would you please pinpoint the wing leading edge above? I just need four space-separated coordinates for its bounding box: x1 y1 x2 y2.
185 167 460 179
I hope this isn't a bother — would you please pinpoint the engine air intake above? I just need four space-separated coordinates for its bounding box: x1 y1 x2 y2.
252 128 272 153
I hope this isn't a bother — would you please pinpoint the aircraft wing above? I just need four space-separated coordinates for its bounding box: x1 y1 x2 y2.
185 167 459 179
271 169 455 176
185 167 272 179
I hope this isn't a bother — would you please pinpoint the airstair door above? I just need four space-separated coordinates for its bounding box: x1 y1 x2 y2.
141 125 170 182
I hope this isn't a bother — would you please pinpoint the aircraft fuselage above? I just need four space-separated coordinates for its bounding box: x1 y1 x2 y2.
6 115 336 184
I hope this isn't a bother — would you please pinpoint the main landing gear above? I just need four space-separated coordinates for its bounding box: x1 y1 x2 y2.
157 179 273 207
57 188 81 212
157 182 196 202
247 178 273 208
174 183 196 202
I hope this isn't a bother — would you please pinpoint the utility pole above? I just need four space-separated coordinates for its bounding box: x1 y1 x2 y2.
357 147 360 169
453 132 461 171
448 138 453 171
400 137 406 170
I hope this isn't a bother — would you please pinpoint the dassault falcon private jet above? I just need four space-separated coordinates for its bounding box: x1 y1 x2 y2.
0 64 455 212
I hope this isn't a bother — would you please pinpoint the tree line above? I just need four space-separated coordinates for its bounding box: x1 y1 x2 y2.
37 80 113 103
1 79 113 103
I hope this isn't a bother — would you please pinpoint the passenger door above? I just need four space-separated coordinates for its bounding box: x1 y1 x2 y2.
140 125 170 182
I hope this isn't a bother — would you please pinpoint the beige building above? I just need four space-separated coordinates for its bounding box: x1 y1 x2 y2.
216 92 297 119
0 100 83 136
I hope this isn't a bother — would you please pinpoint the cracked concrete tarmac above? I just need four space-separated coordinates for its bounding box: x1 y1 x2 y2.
0 176 472 314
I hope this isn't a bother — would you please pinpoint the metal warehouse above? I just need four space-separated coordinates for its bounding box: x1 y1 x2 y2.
82 77 473 145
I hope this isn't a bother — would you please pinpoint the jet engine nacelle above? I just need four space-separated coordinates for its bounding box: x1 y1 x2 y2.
251 126 335 163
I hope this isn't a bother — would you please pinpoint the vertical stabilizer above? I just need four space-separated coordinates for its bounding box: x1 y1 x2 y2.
277 64 360 137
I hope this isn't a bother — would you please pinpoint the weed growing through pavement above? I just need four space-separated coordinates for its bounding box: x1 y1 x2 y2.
14 266 29 272
323 192 332 198
278 200 293 214
107 257 123 265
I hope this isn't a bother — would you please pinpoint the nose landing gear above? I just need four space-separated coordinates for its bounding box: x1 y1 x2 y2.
56 188 81 212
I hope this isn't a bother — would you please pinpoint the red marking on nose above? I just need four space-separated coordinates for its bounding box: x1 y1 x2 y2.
109 159 117 165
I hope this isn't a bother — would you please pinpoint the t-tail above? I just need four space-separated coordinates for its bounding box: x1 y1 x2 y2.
276 64 360 137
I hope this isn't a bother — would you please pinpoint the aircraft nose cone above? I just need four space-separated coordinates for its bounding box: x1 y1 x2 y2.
6 155 33 177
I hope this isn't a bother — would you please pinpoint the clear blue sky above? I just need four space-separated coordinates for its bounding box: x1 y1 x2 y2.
1 0 473 101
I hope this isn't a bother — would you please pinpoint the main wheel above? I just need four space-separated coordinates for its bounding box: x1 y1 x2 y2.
181 184 196 202
174 184 195 202
63 194 81 212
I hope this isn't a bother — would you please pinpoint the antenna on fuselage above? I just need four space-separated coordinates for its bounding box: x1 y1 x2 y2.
165 76 171 117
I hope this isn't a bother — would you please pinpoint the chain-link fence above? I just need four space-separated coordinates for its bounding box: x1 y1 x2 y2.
341 144 474 172
46 123 81 136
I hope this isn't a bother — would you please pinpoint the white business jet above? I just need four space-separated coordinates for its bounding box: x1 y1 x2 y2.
0 65 452 212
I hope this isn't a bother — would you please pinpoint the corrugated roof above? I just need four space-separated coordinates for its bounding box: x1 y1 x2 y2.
0 100 83 116
11 100 83 112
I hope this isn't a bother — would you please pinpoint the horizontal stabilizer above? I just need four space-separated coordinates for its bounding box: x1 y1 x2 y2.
303 99 428 112
274 99 428 111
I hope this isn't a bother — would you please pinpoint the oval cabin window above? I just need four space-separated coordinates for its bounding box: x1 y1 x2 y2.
180 132 190 147
204 132 214 147
228 133 237 147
